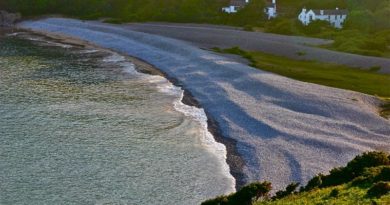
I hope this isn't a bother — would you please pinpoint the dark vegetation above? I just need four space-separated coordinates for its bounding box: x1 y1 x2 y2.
202 181 272 205
203 151 390 205
1 0 258 25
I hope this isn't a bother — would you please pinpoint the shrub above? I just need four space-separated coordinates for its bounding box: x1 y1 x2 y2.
366 182 390 198
232 181 272 204
351 176 370 186
346 152 390 175
273 182 300 199
376 166 390 181
202 195 229 205
321 167 351 187
303 174 323 191
306 152 390 189
201 181 272 205
329 188 340 198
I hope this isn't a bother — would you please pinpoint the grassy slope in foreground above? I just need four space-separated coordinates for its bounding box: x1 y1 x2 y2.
258 184 390 205
203 152 390 205
255 184 390 205
213 47 390 118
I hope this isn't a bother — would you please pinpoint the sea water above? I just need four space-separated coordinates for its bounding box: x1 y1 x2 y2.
0 32 234 205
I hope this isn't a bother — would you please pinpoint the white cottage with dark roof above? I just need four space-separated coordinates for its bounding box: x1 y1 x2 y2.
298 7 348 28
222 0 278 20
264 0 277 19
222 0 249 13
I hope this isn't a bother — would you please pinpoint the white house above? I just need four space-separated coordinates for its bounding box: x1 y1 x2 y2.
298 8 348 28
264 0 277 19
222 0 278 19
222 0 249 13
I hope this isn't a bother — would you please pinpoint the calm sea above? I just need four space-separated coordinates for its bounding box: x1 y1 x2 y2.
0 31 234 205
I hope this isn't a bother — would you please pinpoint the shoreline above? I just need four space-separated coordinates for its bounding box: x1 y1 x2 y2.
119 48 247 189
18 18 390 192
133 56 246 188
13 28 245 189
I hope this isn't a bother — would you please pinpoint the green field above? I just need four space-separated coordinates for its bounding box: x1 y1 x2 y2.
214 47 390 118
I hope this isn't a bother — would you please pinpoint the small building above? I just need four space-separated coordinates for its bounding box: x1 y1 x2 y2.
222 0 249 13
298 8 348 29
222 0 278 20
264 0 277 19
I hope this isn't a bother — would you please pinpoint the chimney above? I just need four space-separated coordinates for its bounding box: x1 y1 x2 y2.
272 0 276 4
320 10 324 15
302 7 307 13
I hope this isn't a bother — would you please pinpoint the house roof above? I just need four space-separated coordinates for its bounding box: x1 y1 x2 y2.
229 0 247 7
265 2 275 7
312 9 348 15
265 0 275 7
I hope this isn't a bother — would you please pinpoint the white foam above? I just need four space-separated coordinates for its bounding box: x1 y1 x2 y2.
103 53 126 63
145 73 236 193
79 49 99 54
102 52 236 193
6 32 23 37
173 91 237 193
18 34 73 48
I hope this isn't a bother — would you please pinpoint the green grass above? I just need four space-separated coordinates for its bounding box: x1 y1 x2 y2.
203 152 390 205
214 47 390 118
257 184 390 205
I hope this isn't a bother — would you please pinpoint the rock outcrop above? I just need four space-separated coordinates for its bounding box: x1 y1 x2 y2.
0 10 21 27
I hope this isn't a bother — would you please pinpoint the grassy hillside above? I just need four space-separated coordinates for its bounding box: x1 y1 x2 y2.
1 0 263 25
202 152 390 205
3 0 389 57
262 0 390 57
258 184 390 205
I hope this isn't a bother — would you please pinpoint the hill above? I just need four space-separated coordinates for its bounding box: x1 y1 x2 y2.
3 0 390 57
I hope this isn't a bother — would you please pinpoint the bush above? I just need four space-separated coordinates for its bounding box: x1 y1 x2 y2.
366 182 390 198
232 181 272 204
303 174 323 191
329 188 340 198
321 167 351 187
346 151 390 174
201 181 272 205
273 182 300 199
306 152 390 189
202 195 229 205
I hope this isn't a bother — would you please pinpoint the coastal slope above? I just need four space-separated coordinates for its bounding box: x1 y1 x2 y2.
19 18 390 191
